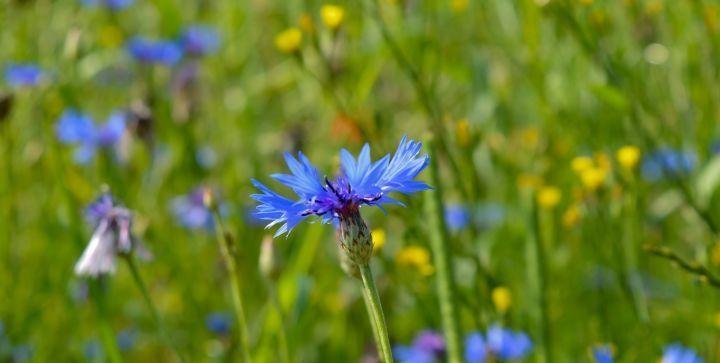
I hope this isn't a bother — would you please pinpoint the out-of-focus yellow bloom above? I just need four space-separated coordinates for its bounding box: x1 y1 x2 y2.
537 186 562 209
299 13 315 33
456 119 471 147
645 0 663 16
581 167 607 191
595 152 612 173
517 173 543 190
571 156 593 175
492 286 512 313
562 204 581 228
451 0 469 12
371 229 386 253
275 28 302 53
396 246 434 276
99 25 123 48
321 5 345 30
616 145 641 170
711 242 720 266
520 127 540 150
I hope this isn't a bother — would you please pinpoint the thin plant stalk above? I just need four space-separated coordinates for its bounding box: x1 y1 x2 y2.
525 194 552 363
358 263 394 363
267 282 291 363
620 182 649 322
209 207 253 363
124 255 184 363
423 134 463 363
360 281 383 352
90 278 123 363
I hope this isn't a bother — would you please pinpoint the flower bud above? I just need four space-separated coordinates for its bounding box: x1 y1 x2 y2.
338 244 360 279
337 206 373 266
259 235 281 279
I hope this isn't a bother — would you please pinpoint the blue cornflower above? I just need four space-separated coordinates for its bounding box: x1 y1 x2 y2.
394 330 445 363
252 136 429 264
445 204 470 232
180 26 220 57
593 344 614 363
205 312 232 335
80 0 133 10
170 186 215 230
464 324 533 363
127 37 183 66
75 194 148 277
56 109 126 164
116 329 137 352
662 343 703 363
641 148 696 181
4 64 44 87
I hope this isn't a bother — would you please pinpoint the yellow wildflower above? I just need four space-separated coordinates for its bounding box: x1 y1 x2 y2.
571 156 593 175
581 167 607 191
321 4 345 30
456 119 471 147
298 13 315 34
396 246 434 276
517 173 543 190
275 28 302 53
616 145 641 170
595 152 612 173
492 286 512 313
537 186 562 209
99 25 123 48
451 0 469 12
371 229 386 254
562 204 581 228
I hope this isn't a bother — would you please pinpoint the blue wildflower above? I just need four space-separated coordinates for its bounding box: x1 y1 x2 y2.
170 186 215 230
445 204 470 232
127 37 183 66
641 148 696 181
464 324 533 362
205 312 232 335
75 194 148 277
116 329 137 352
56 109 127 164
394 330 445 363
80 0 133 10
593 344 614 363
4 64 44 87
180 26 220 57
662 343 703 363
252 136 429 236
11 344 33 362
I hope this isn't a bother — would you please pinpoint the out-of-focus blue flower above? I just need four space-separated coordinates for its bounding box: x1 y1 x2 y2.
641 148 696 181
445 204 470 232
180 26 220 57
464 325 532 362
475 203 505 230
464 333 488 363
11 344 33 362
75 194 146 277
593 344 614 363
56 109 127 164
80 0 133 10
662 343 703 363
5 64 44 87
394 330 444 363
196 146 217 169
116 329 137 352
170 186 215 230
83 340 102 361
205 312 232 335
127 37 183 66
252 136 430 236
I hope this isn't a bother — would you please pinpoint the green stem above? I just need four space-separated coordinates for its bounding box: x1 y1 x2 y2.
90 278 123 363
424 134 463 363
525 194 552 363
268 283 291 363
360 276 383 351
358 263 394 363
620 185 649 322
124 256 184 363
210 209 253 363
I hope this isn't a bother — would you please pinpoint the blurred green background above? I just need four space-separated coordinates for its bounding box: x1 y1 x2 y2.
3 0 720 361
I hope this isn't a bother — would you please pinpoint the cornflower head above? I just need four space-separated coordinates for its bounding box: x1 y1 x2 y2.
641 148 696 181
4 64 45 88
170 186 217 231
205 312 232 336
75 194 147 277
445 204 470 232
56 109 126 164
394 330 445 363
464 324 533 363
251 136 430 265
80 0 133 11
180 26 220 57
592 344 614 363
661 343 703 363
127 37 183 66
116 329 137 352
